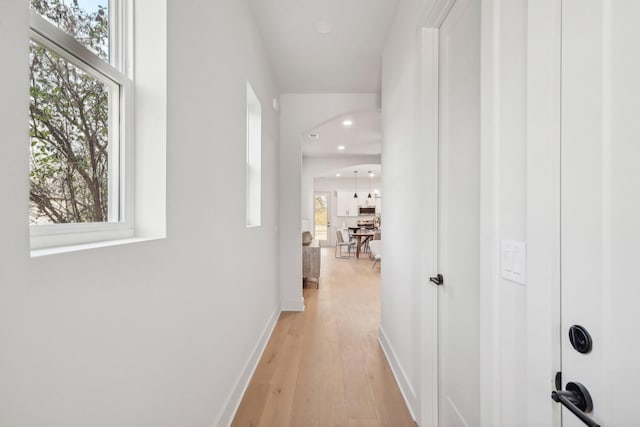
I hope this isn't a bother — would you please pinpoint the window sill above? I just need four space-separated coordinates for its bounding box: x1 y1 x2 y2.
30 236 164 258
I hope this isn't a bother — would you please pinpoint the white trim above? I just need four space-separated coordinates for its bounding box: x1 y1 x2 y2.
479 0 502 426
30 222 134 251
30 11 126 84
214 309 281 427
418 24 441 427
445 397 471 427
131 0 166 240
422 0 457 27
30 236 160 258
281 297 305 312
378 327 417 422
526 0 563 426
120 72 135 224
246 81 262 228
110 0 123 71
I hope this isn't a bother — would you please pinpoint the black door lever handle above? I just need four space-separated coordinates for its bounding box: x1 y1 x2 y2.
551 382 600 427
429 274 444 286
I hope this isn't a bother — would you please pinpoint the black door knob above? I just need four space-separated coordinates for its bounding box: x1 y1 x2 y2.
569 325 593 354
551 381 600 427
429 274 444 286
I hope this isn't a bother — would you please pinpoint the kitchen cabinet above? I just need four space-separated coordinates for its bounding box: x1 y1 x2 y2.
375 197 382 213
336 191 359 217
359 193 374 206
337 192 381 216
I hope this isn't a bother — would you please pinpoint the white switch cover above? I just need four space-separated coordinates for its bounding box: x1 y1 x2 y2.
501 240 526 285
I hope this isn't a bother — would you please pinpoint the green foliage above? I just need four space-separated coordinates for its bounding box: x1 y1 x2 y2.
29 0 112 224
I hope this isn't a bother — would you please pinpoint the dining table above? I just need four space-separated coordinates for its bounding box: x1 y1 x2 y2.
350 231 375 259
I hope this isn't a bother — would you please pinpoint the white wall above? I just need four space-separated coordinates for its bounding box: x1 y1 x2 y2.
495 0 528 425
0 1 280 426
380 0 435 418
381 0 528 423
279 94 378 310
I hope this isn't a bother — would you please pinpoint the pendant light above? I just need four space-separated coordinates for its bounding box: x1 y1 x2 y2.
353 171 358 198
367 171 373 199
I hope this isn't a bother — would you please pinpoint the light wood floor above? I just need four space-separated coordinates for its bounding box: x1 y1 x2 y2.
232 247 416 427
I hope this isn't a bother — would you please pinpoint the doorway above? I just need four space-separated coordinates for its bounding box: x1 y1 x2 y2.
314 192 330 246
420 0 482 426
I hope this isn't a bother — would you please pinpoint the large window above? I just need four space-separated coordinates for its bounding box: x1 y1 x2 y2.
246 82 262 228
29 0 133 248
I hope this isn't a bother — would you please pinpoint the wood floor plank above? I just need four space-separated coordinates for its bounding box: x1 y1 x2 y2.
231 248 417 427
348 419 380 427
258 322 304 427
231 383 269 426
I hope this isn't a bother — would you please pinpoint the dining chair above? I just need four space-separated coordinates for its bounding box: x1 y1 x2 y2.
335 229 355 258
369 240 381 268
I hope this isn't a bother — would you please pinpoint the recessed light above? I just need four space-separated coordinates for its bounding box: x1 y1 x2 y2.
342 119 353 127
337 145 345 151
369 172 375 177
336 173 341 177
315 21 333 34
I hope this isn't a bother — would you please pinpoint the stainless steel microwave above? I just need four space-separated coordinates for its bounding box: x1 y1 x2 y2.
358 206 376 215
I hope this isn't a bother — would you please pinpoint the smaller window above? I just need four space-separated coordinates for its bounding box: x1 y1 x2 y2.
246 82 261 227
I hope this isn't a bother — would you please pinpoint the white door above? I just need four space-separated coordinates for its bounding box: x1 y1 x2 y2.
436 0 481 425
558 1 640 426
314 192 331 246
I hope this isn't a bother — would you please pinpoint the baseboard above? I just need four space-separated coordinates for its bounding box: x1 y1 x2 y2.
214 309 280 427
378 327 418 422
281 296 305 312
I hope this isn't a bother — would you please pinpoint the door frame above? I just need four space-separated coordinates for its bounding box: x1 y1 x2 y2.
525 0 562 426
419 0 501 426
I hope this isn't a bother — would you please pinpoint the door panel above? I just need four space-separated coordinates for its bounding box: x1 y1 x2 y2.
561 1 605 424
437 0 481 425
561 1 640 425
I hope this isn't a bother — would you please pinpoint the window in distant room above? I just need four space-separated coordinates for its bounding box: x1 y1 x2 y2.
246 82 262 228
29 0 133 248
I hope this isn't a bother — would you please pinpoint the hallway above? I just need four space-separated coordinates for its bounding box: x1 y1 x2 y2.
232 249 415 426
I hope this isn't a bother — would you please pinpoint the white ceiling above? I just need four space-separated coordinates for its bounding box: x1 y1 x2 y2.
314 164 382 179
248 0 400 93
302 110 381 157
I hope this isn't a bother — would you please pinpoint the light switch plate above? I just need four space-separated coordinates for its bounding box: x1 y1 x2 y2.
501 240 526 285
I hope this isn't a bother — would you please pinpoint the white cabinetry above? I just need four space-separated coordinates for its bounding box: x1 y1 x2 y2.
358 193 374 206
337 192 382 216
336 191 359 217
